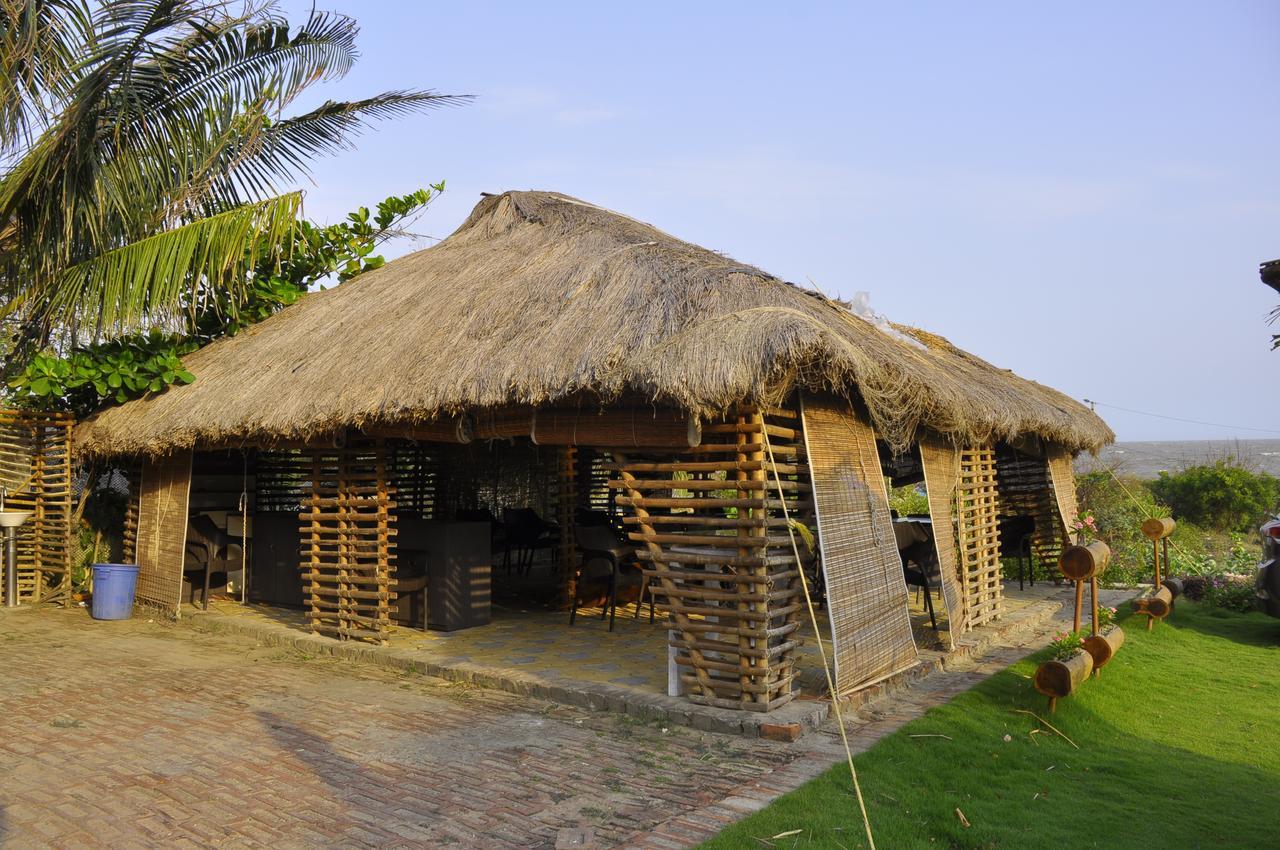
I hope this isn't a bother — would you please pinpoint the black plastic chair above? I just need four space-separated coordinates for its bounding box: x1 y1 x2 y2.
570 524 653 631
899 539 940 631
501 508 559 576
999 516 1037 590
183 515 237 609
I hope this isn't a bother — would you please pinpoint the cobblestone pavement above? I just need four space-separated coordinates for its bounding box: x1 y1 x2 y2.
0 589 1123 849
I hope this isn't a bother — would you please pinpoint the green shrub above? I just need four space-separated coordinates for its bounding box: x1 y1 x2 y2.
1076 470 1166 585
1149 459 1280 532
888 482 930 517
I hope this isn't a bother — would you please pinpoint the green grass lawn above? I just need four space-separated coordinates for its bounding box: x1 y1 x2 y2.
699 602 1280 849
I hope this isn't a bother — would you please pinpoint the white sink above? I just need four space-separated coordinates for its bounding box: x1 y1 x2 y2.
0 511 32 528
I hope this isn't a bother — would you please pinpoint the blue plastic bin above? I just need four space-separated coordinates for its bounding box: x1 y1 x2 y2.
91 563 140 620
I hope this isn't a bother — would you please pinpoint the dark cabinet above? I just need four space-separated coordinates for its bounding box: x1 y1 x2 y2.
397 519 492 631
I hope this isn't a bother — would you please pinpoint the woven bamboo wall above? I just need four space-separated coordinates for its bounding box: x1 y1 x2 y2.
0 410 74 604
299 440 397 644
995 446 1066 571
576 447 614 518
134 451 193 616
387 441 439 517
1046 446 1079 537
802 395 918 694
611 404 810 712
956 448 1003 628
919 438 967 638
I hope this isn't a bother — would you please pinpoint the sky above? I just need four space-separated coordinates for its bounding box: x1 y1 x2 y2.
275 1 1280 443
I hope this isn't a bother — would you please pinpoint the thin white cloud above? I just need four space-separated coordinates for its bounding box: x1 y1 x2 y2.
484 86 620 125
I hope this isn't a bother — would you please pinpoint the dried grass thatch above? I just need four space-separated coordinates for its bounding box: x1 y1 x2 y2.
73 191 1113 457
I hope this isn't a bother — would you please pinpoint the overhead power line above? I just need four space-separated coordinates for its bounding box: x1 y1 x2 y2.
1082 399 1280 437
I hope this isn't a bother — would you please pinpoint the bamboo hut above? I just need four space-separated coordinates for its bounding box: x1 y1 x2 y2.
65 190 1111 712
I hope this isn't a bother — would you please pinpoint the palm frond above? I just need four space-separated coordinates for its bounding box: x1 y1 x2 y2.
215 91 470 191
0 0 93 153
28 192 301 331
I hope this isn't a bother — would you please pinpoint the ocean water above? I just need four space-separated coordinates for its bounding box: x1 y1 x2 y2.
1074 439 1280 479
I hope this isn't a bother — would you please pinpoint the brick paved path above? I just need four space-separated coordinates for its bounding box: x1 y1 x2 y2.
0 589 1119 849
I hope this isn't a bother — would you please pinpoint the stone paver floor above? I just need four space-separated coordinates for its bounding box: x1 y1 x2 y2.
0 586 1125 849
201 582 1059 701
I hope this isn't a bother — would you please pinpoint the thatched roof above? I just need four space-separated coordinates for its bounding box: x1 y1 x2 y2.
73 190 1113 457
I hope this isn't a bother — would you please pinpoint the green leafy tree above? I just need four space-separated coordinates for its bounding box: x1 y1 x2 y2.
0 0 463 362
1150 459 1280 532
7 187 440 414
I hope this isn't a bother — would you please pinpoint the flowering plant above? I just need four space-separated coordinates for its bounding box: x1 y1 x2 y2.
1202 574 1256 613
1070 509 1098 542
1048 630 1086 661
1096 605 1118 630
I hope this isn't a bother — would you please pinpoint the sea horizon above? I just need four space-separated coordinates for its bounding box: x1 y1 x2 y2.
1074 438 1280 479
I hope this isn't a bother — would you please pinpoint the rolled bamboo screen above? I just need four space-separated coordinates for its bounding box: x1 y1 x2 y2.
299 439 397 644
956 447 1003 628
134 451 193 616
919 438 967 639
533 407 700 448
0 409 74 605
611 404 810 712
1047 446 1079 536
802 395 918 695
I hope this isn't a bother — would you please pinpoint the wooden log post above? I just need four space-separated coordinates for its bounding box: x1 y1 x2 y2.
610 404 807 712
1073 580 1085 633
612 452 718 702
1142 517 1175 587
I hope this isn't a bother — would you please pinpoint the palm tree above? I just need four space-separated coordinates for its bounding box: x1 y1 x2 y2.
0 0 463 360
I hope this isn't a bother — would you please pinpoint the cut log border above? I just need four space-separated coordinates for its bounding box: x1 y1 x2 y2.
1033 649 1093 712
1136 588 1172 627
1082 625 1125 675
1058 540 1111 582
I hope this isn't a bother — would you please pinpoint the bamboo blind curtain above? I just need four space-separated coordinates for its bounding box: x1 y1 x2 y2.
1047 445 1079 538
134 451 193 617
919 438 966 643
800 394 917 696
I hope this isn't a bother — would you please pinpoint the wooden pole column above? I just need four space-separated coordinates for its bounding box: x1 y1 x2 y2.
611 404 808 712
735 410 769 708
613 452 717 700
